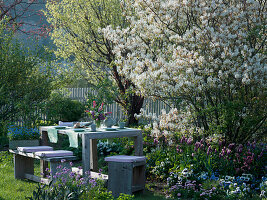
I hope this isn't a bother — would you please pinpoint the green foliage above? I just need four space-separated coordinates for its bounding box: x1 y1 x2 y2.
45 0 144 125
44 92 85 123
44 0 125 87
0 151 13 165
0 17 54 137
196 89 267 143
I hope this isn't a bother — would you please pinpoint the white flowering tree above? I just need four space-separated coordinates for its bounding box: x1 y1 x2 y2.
103 0 266 143
45 0 144 125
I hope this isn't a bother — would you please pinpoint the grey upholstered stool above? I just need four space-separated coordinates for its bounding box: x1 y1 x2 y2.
105 155 146 197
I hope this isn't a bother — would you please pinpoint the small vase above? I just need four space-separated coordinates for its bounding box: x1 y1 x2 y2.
104 116 115 128
95 120 101 128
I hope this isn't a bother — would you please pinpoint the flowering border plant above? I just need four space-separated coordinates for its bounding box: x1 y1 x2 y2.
7 125 40 140
28 161 134 200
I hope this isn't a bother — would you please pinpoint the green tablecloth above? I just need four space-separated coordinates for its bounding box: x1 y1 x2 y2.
65 130 79 148
47 127 58 143
47 127 85 148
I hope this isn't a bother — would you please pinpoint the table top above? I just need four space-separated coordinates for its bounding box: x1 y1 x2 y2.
40 126 142 139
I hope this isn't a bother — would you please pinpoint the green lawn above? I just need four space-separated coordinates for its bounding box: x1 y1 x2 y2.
0 160 38 200
0 151 166 200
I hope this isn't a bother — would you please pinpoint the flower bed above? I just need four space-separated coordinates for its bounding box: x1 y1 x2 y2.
7 125 39 141
142 128 266 199
7 125 40 149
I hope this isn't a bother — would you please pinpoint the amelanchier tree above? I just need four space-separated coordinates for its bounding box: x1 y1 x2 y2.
103 0 266 143
45 0 144 125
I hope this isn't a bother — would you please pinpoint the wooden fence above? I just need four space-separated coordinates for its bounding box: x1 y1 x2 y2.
11 88 170 126
63 88 170 120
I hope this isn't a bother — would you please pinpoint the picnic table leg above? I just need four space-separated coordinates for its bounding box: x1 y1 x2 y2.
14 154 34 179
134 131 143 156
90 139 98 172
40 129 49 178
82 134 91 175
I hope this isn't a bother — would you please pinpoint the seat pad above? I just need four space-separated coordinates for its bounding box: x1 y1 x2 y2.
105 155 146 163
17 146 53 153
35 150 73 157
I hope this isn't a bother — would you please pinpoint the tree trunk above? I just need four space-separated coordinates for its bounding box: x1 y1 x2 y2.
126 94 144 126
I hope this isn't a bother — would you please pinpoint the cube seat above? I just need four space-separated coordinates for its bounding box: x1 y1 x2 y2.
105 155 146 197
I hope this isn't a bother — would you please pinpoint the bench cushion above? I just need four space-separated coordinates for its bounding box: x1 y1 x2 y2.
35 150 73 157
17 146 53 153
105 155 146 163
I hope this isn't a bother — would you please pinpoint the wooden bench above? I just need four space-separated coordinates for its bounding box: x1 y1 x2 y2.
105 155 146 198
9 148 77 185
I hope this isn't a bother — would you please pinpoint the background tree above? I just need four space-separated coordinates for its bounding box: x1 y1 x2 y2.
0 17 54 138
45 0 144 125
0 0 49 37
103 0 266 143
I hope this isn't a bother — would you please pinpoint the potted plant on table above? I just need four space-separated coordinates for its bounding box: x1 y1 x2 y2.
7 125 40 149
85 101 112 128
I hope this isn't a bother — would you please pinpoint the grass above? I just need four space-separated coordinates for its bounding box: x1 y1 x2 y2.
0 152 38 200
0 151 166 200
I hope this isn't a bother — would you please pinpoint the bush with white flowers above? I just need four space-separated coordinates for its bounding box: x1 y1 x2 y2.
103 0 266 143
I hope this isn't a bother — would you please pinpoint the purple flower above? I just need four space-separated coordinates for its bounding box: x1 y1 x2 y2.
187 138 193 145
176 145 180 153
180 136 185 143
207 146 212 155
228 143 235 149
57 165 62 169
258 151 263 158
226 148 231 155
69 172 75 178
154 138 158 145
194 142 201 151
237 144 243 153
99 113 105 120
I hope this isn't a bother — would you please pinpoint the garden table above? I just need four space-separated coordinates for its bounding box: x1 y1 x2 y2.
39 126 143 175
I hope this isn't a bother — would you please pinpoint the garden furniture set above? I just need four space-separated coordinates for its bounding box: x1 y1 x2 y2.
9 124 146 196
9 146 77 184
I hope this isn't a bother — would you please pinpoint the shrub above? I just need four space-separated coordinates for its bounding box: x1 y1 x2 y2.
44 92 85 123
0 17 54 138
105 0 267 144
